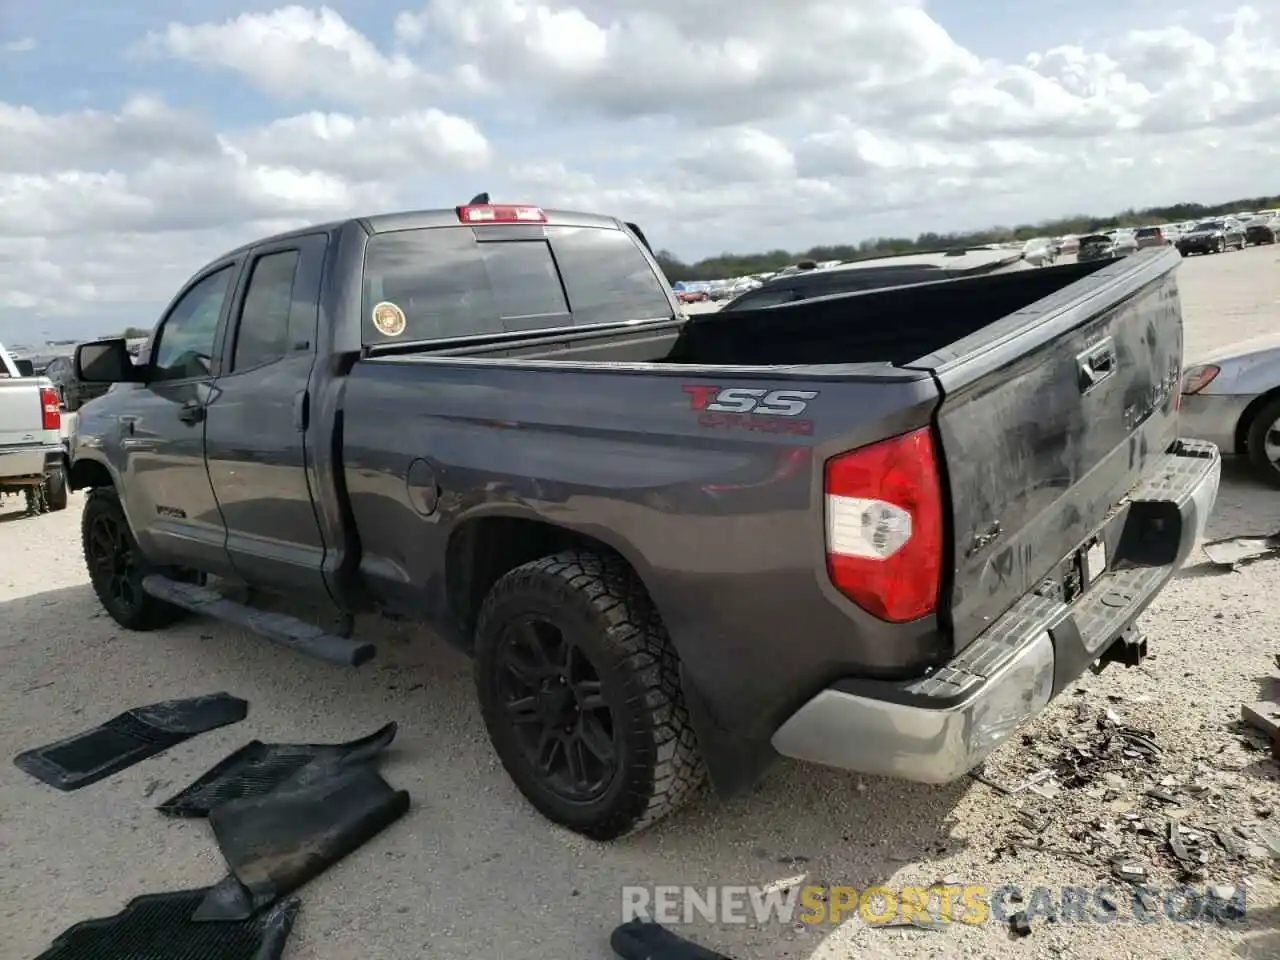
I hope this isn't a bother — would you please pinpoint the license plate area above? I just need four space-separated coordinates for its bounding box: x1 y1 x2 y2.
1035 536 1108 605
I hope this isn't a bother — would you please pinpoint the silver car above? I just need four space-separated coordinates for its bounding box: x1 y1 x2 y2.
1180 332 1280 487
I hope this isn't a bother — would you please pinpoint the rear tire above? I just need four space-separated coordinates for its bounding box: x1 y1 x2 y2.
474 550 706 840
82 487 187 630
43 466 68 512
1245 397 1280 489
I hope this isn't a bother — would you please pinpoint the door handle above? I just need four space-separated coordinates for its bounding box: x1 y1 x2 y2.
178 402 205 425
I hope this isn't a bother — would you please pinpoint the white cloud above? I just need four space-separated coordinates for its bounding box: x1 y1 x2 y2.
6 2 1280 341
133 5 445 108
3 37 37 53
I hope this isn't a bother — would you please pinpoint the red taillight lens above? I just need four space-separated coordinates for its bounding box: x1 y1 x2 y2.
824 427 943 623
39 386 61 431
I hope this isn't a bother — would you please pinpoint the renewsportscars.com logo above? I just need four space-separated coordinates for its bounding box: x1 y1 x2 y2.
621 883 1248 927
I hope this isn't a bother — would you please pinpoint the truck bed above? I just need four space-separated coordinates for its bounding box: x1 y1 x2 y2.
369 257 1113 369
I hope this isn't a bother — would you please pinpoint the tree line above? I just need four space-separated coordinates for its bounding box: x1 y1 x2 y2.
653 193 1280 282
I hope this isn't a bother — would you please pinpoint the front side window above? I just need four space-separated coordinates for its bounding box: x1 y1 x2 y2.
152 266 233 382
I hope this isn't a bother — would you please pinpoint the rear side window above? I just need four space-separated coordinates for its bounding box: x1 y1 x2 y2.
362 224 671 343
232 251 300 371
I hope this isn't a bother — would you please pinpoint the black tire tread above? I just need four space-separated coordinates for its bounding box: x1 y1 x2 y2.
476 550 706 839
44 465 68 511
81 487 187 630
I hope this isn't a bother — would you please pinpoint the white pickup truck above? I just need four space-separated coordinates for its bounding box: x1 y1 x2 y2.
0 343 69 513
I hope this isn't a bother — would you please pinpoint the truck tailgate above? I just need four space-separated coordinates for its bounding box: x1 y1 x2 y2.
0 379 43 448
908 249 1185 651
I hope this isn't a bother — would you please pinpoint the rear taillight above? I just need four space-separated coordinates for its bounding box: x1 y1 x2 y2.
1181 364 1219 395
824 427 943 623
40 386 60 431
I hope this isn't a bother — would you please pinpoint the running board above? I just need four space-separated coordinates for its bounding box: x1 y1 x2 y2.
141 575 376 668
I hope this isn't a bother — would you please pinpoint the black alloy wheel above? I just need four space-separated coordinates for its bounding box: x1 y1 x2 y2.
495 616 617 803
81 488 186 630
86 506 142 615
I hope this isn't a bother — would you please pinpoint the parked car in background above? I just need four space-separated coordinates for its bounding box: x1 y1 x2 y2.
1021 237 1059 266
1134 226 1172 249
0 342 68 513
720 248 1028 312
1077 233 1127 262
1177 219 1246 255
1245 217 1279 246
1056 235 1080 255
1109 230 1139 255
676 289 708 304
1181 332 1280 487
43 354 114 411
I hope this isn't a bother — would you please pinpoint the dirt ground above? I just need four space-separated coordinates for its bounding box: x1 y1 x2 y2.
2 246 1279 960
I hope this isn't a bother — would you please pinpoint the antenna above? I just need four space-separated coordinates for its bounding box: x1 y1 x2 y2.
468 192 490 205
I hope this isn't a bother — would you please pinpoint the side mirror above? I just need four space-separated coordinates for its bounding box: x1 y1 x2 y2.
76 338 140 384
13 359 34 377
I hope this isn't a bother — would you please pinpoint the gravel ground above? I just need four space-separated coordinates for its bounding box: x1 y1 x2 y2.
3 247 1280 960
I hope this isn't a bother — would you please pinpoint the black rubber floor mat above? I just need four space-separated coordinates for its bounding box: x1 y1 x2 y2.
194 764 410 921
611 920 735 960
157 721 398 818
14 692 249 791
34 889 298 960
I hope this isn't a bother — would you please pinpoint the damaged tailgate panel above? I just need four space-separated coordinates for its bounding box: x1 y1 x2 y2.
908 249 1185 652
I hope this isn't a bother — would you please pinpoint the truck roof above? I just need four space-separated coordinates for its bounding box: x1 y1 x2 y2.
220 207 625 261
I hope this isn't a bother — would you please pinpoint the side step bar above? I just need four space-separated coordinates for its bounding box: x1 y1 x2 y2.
141 575 376 668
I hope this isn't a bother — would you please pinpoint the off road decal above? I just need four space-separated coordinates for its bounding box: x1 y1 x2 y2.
682 385 818 435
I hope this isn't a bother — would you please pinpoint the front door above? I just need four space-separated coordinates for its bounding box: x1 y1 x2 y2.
119 262 239 576
203 235 330 598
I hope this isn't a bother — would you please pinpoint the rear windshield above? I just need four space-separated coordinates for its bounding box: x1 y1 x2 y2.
1080 234 1112 244
1135 228 1160 237
361 224 673 343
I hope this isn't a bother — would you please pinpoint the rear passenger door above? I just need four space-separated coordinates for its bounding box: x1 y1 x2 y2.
202 235 330 598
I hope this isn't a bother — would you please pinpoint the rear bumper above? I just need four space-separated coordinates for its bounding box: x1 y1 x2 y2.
771 439 1220 784
0 442 63 483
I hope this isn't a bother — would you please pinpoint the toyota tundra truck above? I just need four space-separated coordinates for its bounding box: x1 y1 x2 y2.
68 201 1220 840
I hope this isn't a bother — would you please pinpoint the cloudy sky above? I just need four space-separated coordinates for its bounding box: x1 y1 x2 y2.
1 1 1278 342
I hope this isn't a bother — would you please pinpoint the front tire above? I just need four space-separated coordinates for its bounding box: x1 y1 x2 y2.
81 487 187 630
474 550 706 841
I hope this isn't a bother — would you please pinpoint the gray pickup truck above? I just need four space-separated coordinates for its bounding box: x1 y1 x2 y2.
69 200 1220 840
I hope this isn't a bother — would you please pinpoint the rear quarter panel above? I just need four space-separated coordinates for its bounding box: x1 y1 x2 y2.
340 357 943 739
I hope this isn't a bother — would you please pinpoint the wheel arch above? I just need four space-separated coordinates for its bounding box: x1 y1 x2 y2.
444 512 659 650
68 456 115 492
